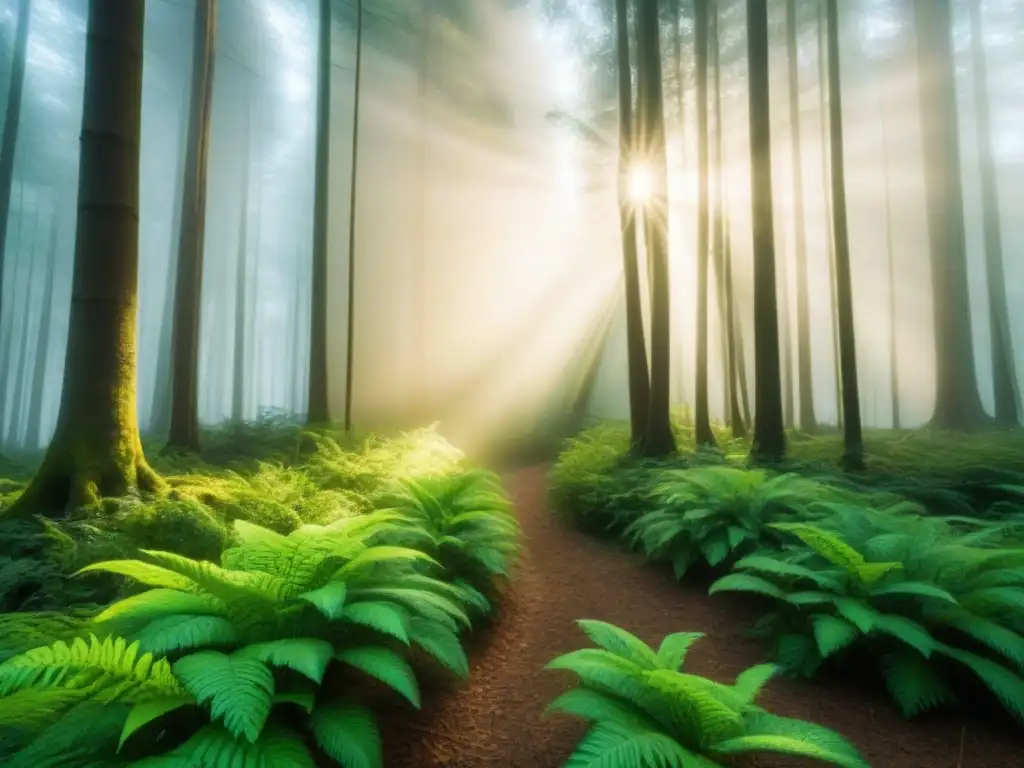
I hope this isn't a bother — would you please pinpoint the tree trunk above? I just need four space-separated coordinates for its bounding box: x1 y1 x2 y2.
9 204 43 445
777 223 794 429
787 0 816 433
342 0 365 432
0 0 30 382
308 0 333 425
746 0 786 463
637 0 677 457
825 0 863 468
693 0 715 447
27 201 59 449
614 0 651 448
878 64 900 430
0 179 24 443
167 0 218 452
912 0 988 430
5 1 162 517
816 2 842 429
232 95 251 424
969 0 1018 426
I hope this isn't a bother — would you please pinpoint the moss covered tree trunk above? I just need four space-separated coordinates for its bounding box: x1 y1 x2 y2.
913 0 988 430
614 0 651 448
746 0 786 463
636 0 677 457
826 0 863 468
167 0 218 452
5 0 162 516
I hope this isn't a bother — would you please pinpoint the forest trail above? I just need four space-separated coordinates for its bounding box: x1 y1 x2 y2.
380 466 1023 768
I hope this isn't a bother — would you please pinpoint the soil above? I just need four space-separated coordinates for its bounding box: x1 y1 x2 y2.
379 465 1024 767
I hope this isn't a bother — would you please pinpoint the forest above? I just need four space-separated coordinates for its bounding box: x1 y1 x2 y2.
0 0 1022 766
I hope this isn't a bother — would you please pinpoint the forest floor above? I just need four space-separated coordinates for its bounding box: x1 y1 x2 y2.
380 464 1024 768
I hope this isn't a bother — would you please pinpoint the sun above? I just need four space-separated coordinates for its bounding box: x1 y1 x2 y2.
626 162 654 205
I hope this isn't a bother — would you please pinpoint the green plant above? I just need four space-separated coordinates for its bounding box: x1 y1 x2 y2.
373 469 520 610
625 468 842 578
709 512 1024 722
543 619 870 767
0 512 476 767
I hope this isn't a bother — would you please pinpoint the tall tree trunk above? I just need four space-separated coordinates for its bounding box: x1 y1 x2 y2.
746 0 786 463
27 202 59 449
969 0 1018 426
777 224 794 429
637 0 677 457
308 0 333 425
0 0 30 376
817 2 842 429
878 65 900 430
0 179 24 442
913 0 988 430
167 0 218 452
694 0 715 447
825 0 863 468
9 204 43 446
342 0 365 432
615 0 651 447
787 0 816 433
5 0 162 517
712 1 744 439
669 0 687 408
232 95 251 424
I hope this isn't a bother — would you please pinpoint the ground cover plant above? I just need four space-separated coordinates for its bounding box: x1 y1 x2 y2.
0 422 521 766
542 619 871 767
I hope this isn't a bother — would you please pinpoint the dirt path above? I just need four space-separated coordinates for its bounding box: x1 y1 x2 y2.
381 466 1022 767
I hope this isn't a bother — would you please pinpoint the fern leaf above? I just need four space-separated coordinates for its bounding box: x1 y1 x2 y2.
299 581 348 621
336 546 438 577
134 615 239 655
76 560 197 592
832 598 880 633
655 632 705 672
120 695 195 747
811 615 860 659
565 721 706 768
235 639 334 685
733 554 844 590
94 589 228 625
644 670 744 749
309 701 383 768
732 663 778 704
173 651 275 743
407 616 469 678
712 711 870 768
135 723 315 768
542 687 658 732
708 573 787 601
335 647 420 708
937 644 1024 723
878 650 957 718
870 615 935 658
576 620 659 669
769 523 866 576
869 581 958 605
341 601 410 644
0 687 84 728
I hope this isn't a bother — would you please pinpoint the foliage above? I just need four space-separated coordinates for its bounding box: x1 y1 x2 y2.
542 619 870 768
709 504 1024 722
0 505 494 766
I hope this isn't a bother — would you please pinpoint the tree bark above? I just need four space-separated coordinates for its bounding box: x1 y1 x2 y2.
27 200 60 449
746 0 786 463
912 0 989 430
308 0 333 425
969 0 1018 426
693 0 715 447
636 0 677 457
787 0 816 433
5 0 163 517
167 0 218 452
878 63 900 430
232 92 252 424
825 0 863 468
614 0 651 447
9 204 43 445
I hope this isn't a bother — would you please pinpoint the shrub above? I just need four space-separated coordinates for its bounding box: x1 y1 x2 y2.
543 619 870 767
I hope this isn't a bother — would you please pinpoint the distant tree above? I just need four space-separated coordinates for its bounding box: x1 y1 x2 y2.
27 197 61 449
969 0 1018 426
787 0 816 433
877 68 900 429
746 0 785 463
167 0 218 452
5 1 163 516
232 94 252 423
636 0 677 457
825 0 863 468
614 0 651 448
913 0 988 430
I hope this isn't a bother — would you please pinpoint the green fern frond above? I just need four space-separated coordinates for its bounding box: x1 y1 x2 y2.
407 616 469 677
94 589 228 626
133 723 314 768
335 646 420 708
878 650 957 717
235 639 334 685
731 664 778 704
576 620 659 669
172 651 275 743
711 711 870 768
655 632 705 672
565 721 704 768
810 615 859 659
308 702 382 768
341 601 410 643
133 615 239 655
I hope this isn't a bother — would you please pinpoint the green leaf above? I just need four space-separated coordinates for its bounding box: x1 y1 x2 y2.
709 573 787 601
542 688 656 730
299 581 348 620
869 581 959 605
134 615 239 655
336 647 420 708
173 651 275 743
871 615 935 658
120 696 195 748
309 702 382 768
576 620 658 669
655 632 705 672
408 616 469 678
732 664 778 704
342 601 410 644
76 560 196 591
94 589 227 625
337 546 438 577
833 598 879 633
878 650 956 718
235 639 334 685
811 615 860 659
733 555 844 590
712 711 870 768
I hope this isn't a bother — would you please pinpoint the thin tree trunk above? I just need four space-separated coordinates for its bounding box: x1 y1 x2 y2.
232 94 251 424
825 0 863 468
694 0 715 447
0 179 23 442
27 201 60 449
747 0 786 463
878 65 900 430
787 0 816 433
9 204 43 445
969 0 1018 426
167 0 218 452
637 0 677 457
913 0 988 430
817 2 842 429
5 0 162 516
777 223 794 430
342 0 364 432
307 0 333 425
615 0 651 447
